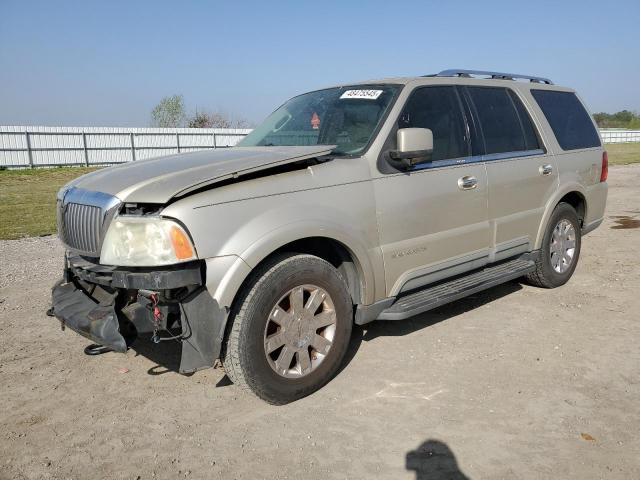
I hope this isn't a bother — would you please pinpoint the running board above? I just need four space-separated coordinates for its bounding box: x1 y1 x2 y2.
377 258 535 321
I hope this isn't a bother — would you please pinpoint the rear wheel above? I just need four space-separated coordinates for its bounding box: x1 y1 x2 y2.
526 202 582 288
221 253 353 404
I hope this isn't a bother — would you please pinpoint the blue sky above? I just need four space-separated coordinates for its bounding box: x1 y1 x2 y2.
1 0 638 127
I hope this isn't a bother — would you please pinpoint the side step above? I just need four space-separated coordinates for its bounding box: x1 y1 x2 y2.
378 258 535 321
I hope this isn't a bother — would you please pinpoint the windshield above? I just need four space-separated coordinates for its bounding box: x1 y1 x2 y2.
238 85 399 155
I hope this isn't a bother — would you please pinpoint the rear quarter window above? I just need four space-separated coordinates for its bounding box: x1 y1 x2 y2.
531 90 601 150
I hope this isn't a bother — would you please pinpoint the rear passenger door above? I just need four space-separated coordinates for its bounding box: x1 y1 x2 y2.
462 86 555 262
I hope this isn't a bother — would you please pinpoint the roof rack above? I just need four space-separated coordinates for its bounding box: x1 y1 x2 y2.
435 69 553 85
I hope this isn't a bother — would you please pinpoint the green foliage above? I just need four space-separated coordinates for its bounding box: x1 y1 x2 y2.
606 143 640 165
187 110 252 129
187 111 213 128
0 167 97 239
150 95 252 129
593 110 640 129
151 95 186 127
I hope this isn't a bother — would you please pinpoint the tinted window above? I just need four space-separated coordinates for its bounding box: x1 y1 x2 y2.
398 86 468 161
531 90 600 150
508 90 541 151
468 87 537 154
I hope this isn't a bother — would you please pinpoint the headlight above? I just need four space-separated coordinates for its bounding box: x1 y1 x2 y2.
100 217 197 266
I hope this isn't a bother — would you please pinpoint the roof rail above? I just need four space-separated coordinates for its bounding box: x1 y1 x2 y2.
435 69 553 85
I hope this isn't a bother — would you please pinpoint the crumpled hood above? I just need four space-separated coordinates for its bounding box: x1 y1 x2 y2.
66 145 335 204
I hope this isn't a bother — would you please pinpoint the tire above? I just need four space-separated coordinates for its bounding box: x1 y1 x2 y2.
221 253 353 404
526 202 582 288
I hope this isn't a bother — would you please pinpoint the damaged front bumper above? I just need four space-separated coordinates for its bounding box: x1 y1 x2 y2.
52 280 129 352
50 254 228 373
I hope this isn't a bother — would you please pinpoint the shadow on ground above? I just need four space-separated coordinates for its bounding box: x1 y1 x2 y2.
126 280 523 383
129 335 183 375
406 439 470 479
361 280 522 342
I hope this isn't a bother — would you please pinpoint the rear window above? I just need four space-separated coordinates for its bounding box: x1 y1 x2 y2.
531 90 600 150
467 87 541 155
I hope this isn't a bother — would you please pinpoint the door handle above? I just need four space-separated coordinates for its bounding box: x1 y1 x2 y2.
539 164 553 175
457 175 478 190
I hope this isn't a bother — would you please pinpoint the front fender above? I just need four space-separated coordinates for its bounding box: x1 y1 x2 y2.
162 175 383 307
240 219 378 304
204 219 379 310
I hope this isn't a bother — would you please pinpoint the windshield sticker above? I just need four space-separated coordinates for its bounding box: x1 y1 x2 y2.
340 89 383 100
311 112 320 129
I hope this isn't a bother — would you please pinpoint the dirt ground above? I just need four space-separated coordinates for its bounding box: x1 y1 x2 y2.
1 165 639 480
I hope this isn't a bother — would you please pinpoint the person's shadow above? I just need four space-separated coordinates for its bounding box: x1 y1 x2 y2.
406 439 470 480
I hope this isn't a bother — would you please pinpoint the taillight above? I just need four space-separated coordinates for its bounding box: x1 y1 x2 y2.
600 151 608 182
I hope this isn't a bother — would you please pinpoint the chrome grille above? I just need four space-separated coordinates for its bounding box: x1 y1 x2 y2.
57 187 120 257
61 203 102 254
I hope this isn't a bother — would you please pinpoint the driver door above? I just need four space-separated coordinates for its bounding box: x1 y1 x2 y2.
373 86 491 296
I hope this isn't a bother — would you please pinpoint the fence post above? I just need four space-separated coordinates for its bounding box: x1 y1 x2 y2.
213 132 217 149
130 133 136 161
25 131 34 168
82 132 89 167
176 132 181 153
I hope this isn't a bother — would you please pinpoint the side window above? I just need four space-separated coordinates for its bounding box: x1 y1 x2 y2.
531 90 600 150
467 86 537 155
398 86 468 161
507 90 541 151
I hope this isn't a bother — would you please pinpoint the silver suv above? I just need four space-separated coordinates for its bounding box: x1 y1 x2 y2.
51 69 608 404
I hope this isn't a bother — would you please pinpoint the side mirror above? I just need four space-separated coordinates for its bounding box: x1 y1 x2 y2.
389 128 434 169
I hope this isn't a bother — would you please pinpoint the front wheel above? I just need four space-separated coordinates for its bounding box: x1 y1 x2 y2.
221 253 353 404
526 202 582 288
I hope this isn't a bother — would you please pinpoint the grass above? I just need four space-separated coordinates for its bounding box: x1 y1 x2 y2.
0 167 97 239
605 143 640 165
0 143 639 240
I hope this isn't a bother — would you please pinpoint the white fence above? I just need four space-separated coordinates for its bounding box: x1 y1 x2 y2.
0 126 251 168
599 129 640 144
1 126 638 169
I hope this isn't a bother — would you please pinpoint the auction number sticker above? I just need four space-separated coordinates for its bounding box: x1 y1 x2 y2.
340 89 383 100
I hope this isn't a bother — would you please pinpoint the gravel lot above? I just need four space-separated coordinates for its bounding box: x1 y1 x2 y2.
1 165 639 480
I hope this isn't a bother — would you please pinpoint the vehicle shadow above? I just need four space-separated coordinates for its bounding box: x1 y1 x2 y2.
129 336 183 375
406 439 470 479
130 280 522 380
363 280 522 342
336 280 523 376
133 339 231 386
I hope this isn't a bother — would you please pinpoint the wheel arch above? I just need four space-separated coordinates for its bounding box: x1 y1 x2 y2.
534 184 587 249
268 237 364 306
208 224 378 317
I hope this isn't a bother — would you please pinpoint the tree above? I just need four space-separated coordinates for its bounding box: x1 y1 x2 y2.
151 95 186 127
187 111 213 128
187 110 252 129
593 110 640 129
613 110 634 124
